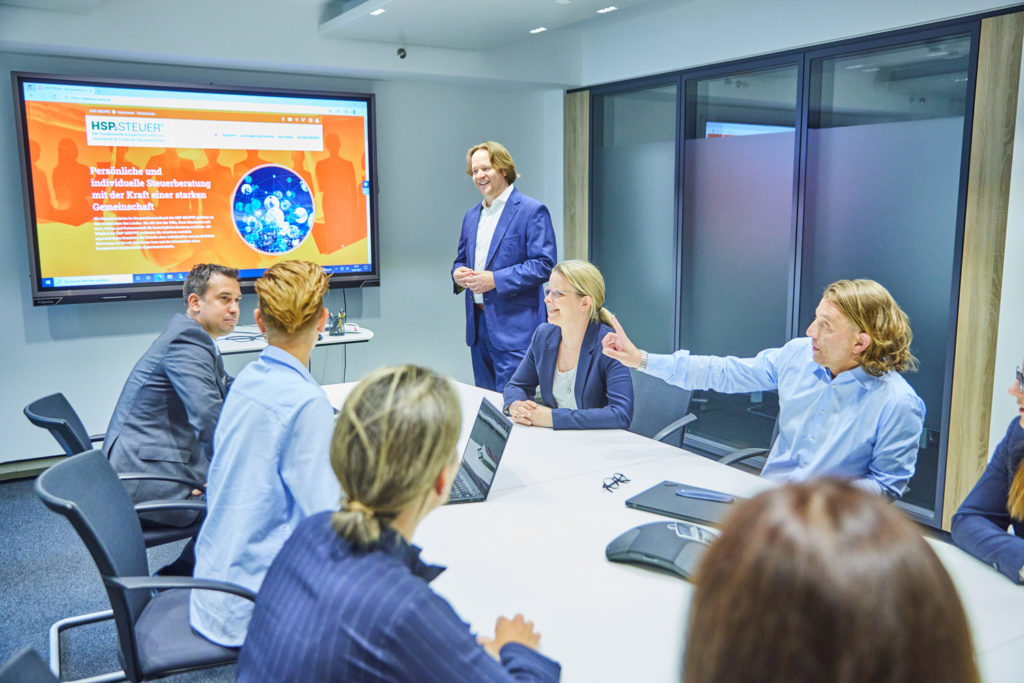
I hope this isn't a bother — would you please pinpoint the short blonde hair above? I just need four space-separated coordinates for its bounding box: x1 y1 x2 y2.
330 365 462 549
551 259 613 326
254 260 329 335
466 141 518 184
823 279 917 376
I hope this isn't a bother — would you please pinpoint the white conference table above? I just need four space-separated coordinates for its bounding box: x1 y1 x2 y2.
322 381 1024 683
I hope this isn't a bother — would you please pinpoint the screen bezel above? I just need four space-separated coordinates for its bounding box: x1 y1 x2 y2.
12 71 380 306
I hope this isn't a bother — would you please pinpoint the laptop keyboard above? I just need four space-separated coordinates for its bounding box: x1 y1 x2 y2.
450 473 474 500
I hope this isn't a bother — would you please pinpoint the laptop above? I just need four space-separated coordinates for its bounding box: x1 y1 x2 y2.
625 480 745 526
446 398 513 504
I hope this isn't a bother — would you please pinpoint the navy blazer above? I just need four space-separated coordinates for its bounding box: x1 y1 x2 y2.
104 312 231 526
452 187 556 352
951 417 1024 583
504 321 634 430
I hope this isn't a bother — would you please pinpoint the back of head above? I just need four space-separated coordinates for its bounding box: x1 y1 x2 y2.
823 279 916 376
466 140 519 184
182 263 238 305
684 479 977 683
254 260 329 336
552 259 613 325
330 365 462 549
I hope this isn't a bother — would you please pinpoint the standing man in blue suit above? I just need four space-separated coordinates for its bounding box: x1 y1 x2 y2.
452 141 557 392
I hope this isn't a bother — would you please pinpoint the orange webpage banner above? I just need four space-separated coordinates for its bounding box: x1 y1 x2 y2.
25 100 370 281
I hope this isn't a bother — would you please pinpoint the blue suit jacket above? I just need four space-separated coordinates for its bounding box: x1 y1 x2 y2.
951 417 1024 583
452 187 556 352
104 312 231 525
503 321 634 430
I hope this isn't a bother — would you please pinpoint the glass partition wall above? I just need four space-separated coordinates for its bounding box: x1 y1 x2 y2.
591 82 679 355
589 23 978 525
800 34 974 514
679 64 798 456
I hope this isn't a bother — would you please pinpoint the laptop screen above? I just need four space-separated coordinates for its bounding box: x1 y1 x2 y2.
460 398 512 493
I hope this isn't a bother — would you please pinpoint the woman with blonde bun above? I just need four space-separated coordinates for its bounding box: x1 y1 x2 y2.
238 365 561 682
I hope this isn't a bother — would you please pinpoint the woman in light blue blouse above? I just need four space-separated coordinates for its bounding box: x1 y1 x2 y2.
503 260 633 430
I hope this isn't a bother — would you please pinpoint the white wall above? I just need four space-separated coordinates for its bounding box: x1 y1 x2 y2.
0 50 563 464
0 0 582 88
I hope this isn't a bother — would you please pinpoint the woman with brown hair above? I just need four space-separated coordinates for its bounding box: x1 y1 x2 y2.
237 365 560 682
684 479 978 683
952 360 1024 584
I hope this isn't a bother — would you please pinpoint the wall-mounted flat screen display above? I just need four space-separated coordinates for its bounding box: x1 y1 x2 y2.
12 72 379 305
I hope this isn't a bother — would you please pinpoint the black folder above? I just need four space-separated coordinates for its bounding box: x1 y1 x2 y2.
625 480 744 526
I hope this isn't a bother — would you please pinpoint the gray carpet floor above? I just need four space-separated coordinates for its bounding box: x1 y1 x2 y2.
0 476 233 681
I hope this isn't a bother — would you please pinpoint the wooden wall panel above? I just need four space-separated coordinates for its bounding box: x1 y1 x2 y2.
944 11 1024 529
563 90 589 261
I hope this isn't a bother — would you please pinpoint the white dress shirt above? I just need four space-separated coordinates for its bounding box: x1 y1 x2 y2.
473 183 515 304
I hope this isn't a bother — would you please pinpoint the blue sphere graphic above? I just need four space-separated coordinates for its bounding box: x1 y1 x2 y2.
231 165 315 254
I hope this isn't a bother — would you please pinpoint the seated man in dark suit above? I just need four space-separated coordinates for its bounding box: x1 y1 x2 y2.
103 263 241 571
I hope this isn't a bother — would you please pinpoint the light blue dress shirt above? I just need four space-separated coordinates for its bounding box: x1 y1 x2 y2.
645 337 925 498
190 345 341 647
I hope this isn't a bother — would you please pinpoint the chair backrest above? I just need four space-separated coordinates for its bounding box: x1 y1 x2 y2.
0 647 57 683
23 393 93 456
627 369 693 448
34 449 153 679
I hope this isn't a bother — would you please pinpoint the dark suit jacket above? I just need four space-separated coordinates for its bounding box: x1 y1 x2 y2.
104 312 231 526
451 187 556 352
951 417 1024 583
503 321 634 430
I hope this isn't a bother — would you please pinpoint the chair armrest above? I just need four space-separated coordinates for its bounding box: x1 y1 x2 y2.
719 447 768 467
117 472 205 490
652 413 697 444
89 433 105 444
134 500 207 515
104 575 256 602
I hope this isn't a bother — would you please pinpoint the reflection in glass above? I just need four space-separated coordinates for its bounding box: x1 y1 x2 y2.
591 84 678 355
680 66 798 453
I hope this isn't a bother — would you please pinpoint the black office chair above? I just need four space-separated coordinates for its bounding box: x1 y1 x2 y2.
0 647 58 683
35 449 255 682
24 392 206 547
718 416 780 472
23 393 103 457
628 369 697 448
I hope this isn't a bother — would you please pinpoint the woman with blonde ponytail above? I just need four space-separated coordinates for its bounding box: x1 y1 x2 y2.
952 357 1024 584
503 259 633 429
237 365 561 682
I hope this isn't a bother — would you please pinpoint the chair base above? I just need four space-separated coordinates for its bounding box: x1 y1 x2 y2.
49 609 126 683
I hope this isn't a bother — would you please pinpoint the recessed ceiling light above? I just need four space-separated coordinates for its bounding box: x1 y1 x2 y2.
597 6 618 13
369 8 386 16
529 26 547 34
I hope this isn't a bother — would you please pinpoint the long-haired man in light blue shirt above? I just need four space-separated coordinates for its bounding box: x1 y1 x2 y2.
602 279 925 500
